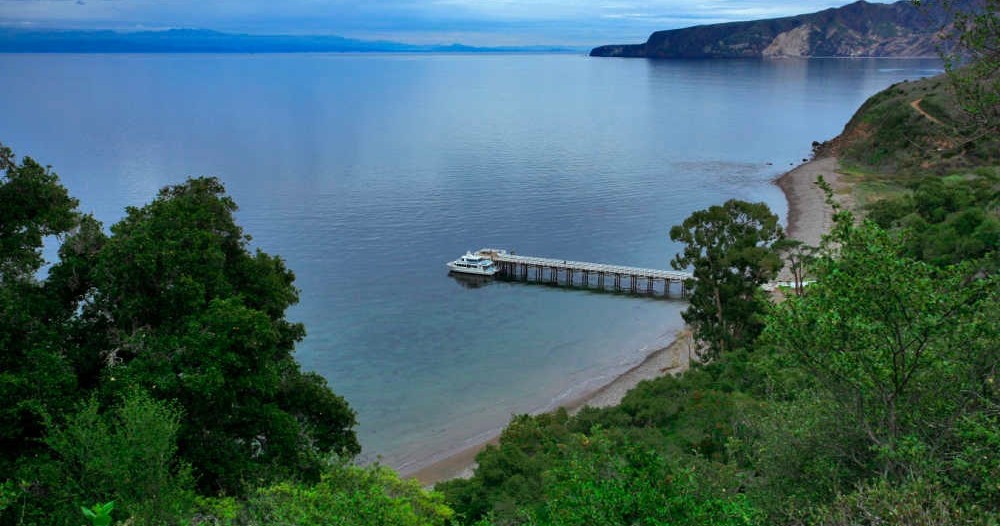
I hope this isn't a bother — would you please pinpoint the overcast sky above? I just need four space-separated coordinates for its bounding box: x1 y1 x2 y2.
0 0 889 46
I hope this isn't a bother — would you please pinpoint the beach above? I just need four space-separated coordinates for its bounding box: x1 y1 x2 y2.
408 155 844 486
775 155 849 248
407 330 696 484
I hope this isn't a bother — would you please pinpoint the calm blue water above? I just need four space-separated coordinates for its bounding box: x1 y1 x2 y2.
0 54 941 472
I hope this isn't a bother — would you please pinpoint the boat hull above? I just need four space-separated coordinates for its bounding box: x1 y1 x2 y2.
447 262 500 276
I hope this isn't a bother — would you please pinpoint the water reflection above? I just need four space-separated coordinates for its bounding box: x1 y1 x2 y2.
448 272 496 289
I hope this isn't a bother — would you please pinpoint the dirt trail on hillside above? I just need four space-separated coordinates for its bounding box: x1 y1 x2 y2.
911 98 944 125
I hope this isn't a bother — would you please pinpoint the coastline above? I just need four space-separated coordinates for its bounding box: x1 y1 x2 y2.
407 330 695 485
775 155 847 248
409 155 843 486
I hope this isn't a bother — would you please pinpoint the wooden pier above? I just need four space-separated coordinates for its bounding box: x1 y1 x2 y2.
481 249 692 297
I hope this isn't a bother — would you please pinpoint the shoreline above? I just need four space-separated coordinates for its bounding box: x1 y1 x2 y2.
408 155 843 486
775 155 846 248
407 329 694 485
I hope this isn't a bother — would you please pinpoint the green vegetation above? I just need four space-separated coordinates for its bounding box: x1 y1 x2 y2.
440 206 997 525
867 168 998 268
80 502 114 526
237 462 453 525
669 199 784 358
1 3 996 524
0 148 449 524
441 4 998 522
940 0 1000 139
817 1 999 207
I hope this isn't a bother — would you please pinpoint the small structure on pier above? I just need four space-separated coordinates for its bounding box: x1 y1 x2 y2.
477 249 692 297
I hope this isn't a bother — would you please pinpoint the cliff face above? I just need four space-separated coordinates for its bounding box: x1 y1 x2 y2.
591 0 970 59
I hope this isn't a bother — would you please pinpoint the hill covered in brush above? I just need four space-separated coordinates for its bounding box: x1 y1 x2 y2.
591 0 977 58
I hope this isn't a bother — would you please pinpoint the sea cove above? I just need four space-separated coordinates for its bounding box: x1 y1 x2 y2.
0 53 942 473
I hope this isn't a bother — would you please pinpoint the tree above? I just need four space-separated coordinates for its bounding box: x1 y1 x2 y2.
812 478 988 526
0 143 81 473
81 177 359 493
763 217 997 479
244 462 454 526
0 143 78 281
669 199 784 357
528 431 762 526
938 0 1000 138
865 172 999 269
45 388 195 525
775 239 817 296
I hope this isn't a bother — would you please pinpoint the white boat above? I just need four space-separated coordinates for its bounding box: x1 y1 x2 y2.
447 251 500 276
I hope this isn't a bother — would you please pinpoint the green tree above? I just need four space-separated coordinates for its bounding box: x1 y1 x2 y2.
669 199 784 357
0 143 78 281
866 171 999 269
0 143 81 474
527 432 762 526
763 217 997 479
46 389 194 525
811 478 990 526
82 177 359 493
775 239 816 296
243 462 453 526
938 0 1000 139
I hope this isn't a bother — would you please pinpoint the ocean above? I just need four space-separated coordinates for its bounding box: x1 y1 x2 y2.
0 53 942 472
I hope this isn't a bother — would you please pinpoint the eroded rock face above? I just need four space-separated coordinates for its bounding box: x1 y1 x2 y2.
763 24 817 58
590 0 966 59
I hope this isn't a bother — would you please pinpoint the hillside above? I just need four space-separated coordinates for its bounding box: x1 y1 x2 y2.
436 62 998 526
591 0 970 58
816 72 998 194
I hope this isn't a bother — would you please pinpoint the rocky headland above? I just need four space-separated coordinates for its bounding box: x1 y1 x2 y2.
590 0 972 59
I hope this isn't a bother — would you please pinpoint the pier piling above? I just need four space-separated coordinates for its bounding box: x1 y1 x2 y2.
481 250 691 298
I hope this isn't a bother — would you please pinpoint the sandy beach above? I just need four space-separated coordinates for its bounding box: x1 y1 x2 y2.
775 155 848 247
408 330 696 485
408 155 843 486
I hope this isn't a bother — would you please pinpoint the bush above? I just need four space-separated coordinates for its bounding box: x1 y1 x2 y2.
44 388 195 525
243 462 453 526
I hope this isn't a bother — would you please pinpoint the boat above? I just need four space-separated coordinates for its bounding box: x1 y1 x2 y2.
447 251 500 276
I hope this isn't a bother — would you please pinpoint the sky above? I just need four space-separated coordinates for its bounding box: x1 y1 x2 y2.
0 0 890 46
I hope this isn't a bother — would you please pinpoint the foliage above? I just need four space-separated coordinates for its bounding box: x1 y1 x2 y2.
764 216 996 479
438 411 575 523
241 462 453 526
80 501 114 526
0 143 81 478
810 478 991 526
1 142 362 520
669 199 784 357
525 432 762 526
45 388 194 525
80 177 359 493
946 408 1000 510
441 359 764 524
866 168 998 268
937 0 1000 138
0 143 78 281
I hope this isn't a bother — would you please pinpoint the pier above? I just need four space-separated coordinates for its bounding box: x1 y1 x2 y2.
480 249 692 297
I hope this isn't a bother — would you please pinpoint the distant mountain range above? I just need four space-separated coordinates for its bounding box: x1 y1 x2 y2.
591 0 978 59
0 28 580 54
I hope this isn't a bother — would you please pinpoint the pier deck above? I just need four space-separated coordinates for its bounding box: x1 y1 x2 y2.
481 249 692 297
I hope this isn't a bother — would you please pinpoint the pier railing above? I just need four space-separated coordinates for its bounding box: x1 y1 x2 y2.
481 249 692 297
